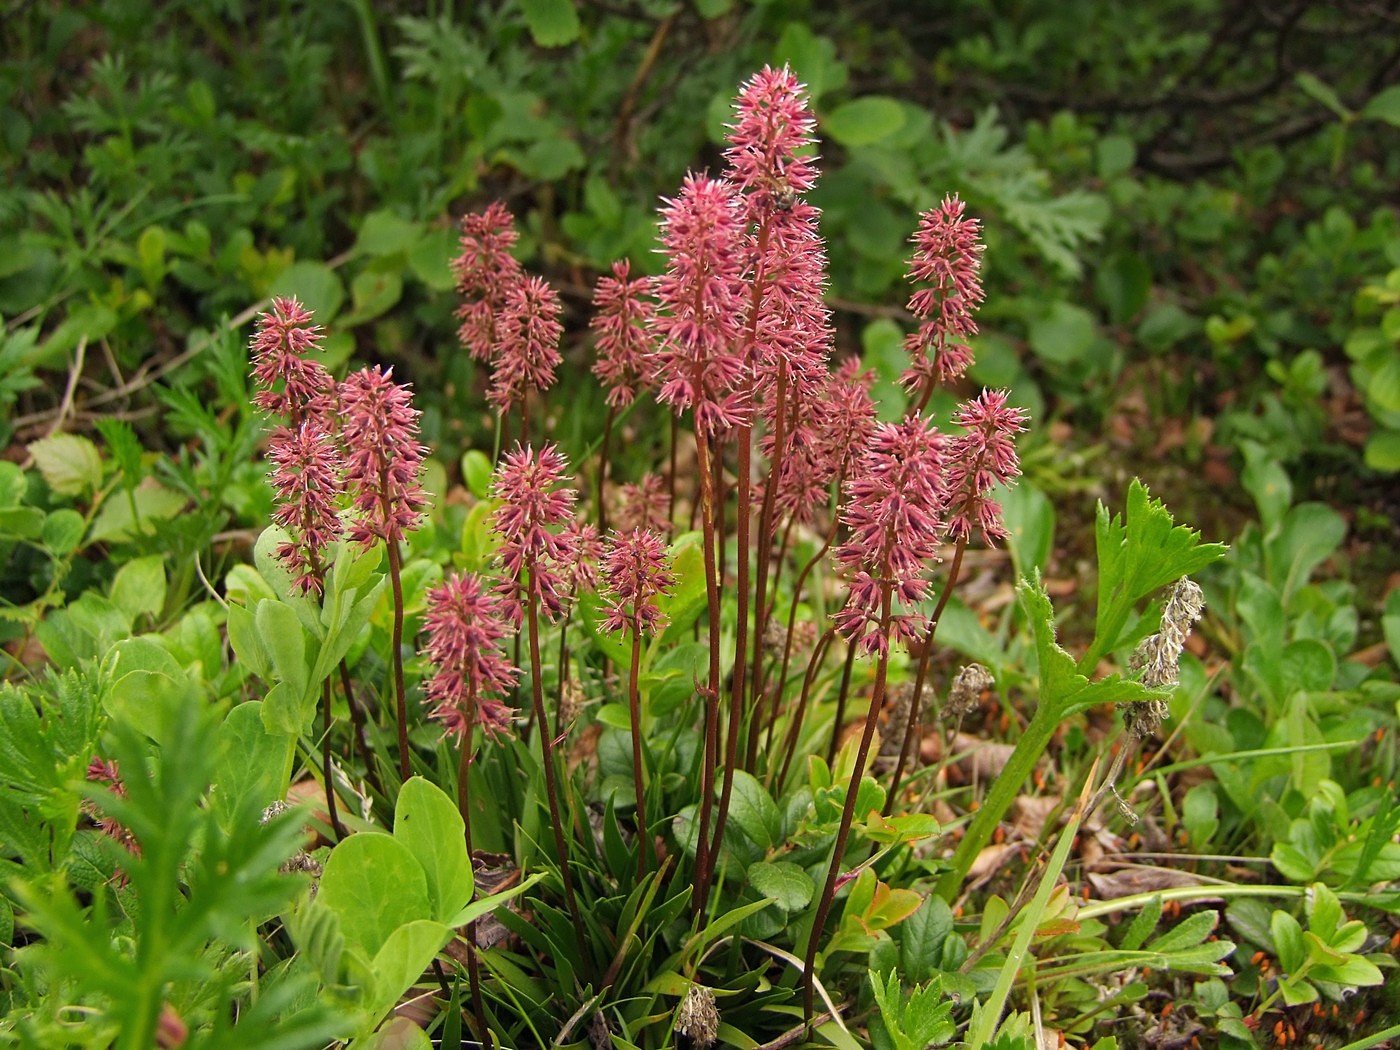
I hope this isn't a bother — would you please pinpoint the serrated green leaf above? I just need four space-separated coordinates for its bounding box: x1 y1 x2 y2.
900 896 952 983
726 770 783 850
41 508 86 554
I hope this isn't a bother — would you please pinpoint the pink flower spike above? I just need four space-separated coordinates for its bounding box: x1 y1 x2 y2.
454 202 525 361
590 259 657 408
268 420 344 595
490 443 580 625
421 572 519 741
651 174 748 436
600 528 676 636
944 388 1029 545
832 417 947 656
724 65 820 207
250 296 335 424
489 274 565 412
901 195 985 397
340 366 430 548
615 473 672 535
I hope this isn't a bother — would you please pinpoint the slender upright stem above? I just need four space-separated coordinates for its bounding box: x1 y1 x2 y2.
803 582 893 1021
456 693 492 1050
690 422 724 911
747 361 789 768
524 568 588 951
825 642 859 766
887 539 966 809
626 619 652 879
386 539 411 781
339 660 384 798
320 679 346 840
708 420 751 875
773 627 835 793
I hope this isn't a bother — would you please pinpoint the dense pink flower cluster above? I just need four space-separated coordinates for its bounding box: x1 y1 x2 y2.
771 359 877 522
491 443 580 624
724 65 819 213
453 202 524 361
250 296 336 424
421 572 519 740
652 175 748 436
831 418 947 656
489 274 565 412
901 195 985 396
943 389 1028 545
267 422 344 595
600 528 675 636
339 365 430 548
590 260 657 408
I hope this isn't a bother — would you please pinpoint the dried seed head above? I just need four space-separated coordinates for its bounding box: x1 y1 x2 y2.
947 662 994 719
1123 578 1207 737
676 984 720 1048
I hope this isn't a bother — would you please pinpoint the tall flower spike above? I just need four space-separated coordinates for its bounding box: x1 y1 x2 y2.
601 528 676 636
250 296 336 425
901 195 985 399
943 388 1029 545
590 259 657 408
454 202 525 361
652 174 748 436
490 443 581 625
724 65 819 210
831 418 947 657
267 420 344 595
421 572 519 741
339 366 430 548
488 274 565 412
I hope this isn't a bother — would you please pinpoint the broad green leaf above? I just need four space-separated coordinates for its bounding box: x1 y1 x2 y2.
256 599 309 700
395 777 474 923
268 262 344 322
26 434 102 497
747 861 814 912
343 268 403 326
1240 442 1292 534
102 637 189 745
999 481 1053 578
41 509 86 554
211 702 286 827
1030 301 1096 366
1310 954 1383 987
1147 910 1217 954
1364 428 1400 471
1271 910 1306 973
725 770 783 850
772 23 846 103
862 318 908 421
822 96 905 146
899 895 953 983
87 482 187 543
1268 503 1345 604
520 0 580 47
226 602 272 680
1362 84 1400 125
109 555 166 624
658 533 707 643
354 210 421 257
865 883 922 931
319 833 431 957
460 450 493 500
364 919 452 1030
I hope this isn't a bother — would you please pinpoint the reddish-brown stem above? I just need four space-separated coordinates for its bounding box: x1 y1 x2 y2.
802 581 894 1021
773 627 836 793
386 538 411 782
524 564 588 953
456 690 492 1050
626 617 651 879
886 539 967 811
339 660 384 798
320 679 346 840
825 639 859 767
747 360 789 769
690 421 724 911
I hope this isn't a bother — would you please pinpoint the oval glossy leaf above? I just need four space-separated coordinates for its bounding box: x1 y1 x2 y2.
269 261 345 323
